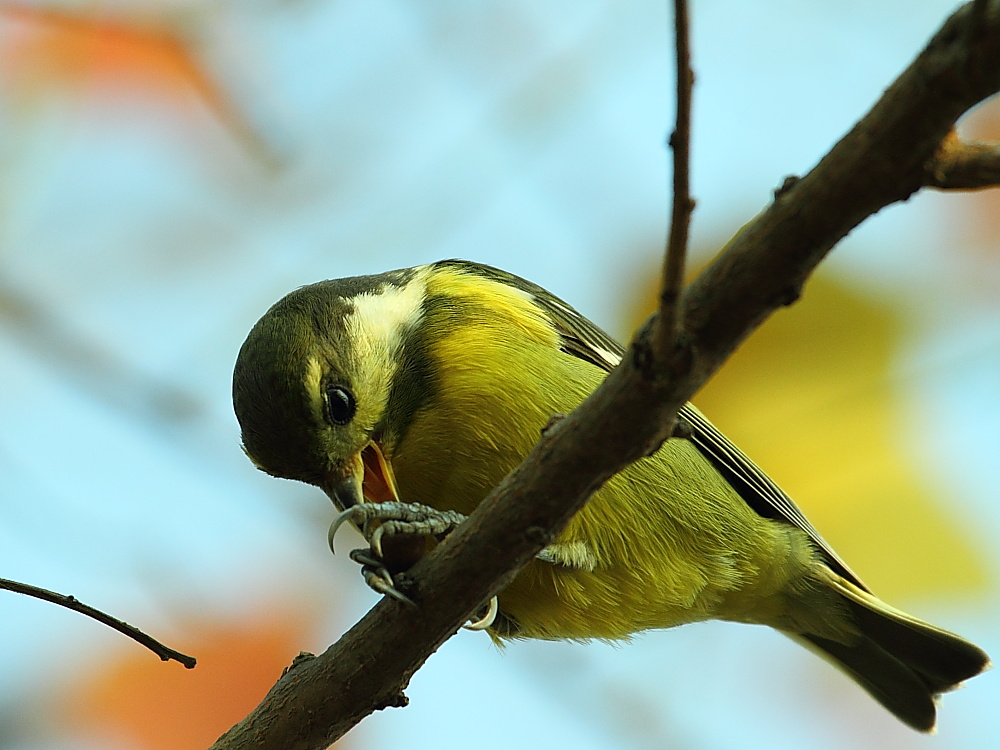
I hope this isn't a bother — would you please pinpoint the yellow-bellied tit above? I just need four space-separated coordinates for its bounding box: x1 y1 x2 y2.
232 259 989 732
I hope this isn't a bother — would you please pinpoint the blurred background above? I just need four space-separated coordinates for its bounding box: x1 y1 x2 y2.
0 0 997 748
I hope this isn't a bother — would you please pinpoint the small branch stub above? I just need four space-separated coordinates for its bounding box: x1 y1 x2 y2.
925 129 1000 190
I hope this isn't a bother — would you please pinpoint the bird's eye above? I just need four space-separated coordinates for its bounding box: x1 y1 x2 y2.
324 385 356 425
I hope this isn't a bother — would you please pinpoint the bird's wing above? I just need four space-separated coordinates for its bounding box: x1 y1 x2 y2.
675 404 868 591
441 260 870 592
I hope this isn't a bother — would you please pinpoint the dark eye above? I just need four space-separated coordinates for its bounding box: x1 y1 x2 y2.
324 385 356 425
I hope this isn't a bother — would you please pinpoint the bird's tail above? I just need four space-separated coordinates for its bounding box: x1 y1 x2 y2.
790 570 990 732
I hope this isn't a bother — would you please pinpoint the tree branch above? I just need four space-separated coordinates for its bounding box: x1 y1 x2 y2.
211 2 1000 749
1 577 196 668
657 0 694 351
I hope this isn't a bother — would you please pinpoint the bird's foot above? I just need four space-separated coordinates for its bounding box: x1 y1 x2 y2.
346 547 417 607
328 501 498 630
329 501 469 557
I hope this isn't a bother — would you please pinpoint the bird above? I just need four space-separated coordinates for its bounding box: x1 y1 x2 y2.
232 258 989 732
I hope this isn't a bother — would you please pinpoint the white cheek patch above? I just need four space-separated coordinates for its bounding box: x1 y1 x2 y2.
348 277 427 354
344 274 427 428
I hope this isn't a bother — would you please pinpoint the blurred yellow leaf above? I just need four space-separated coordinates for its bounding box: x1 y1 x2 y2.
623 264 987 602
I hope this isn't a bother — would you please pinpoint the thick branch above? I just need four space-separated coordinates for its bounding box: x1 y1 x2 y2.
681 1 1000 382
212 3 1000 749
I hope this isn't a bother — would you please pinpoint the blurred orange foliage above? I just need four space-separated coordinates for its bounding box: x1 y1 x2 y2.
0 2 255 145
64 606 329 750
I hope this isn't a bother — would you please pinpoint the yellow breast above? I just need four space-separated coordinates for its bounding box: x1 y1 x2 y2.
388 277 815 640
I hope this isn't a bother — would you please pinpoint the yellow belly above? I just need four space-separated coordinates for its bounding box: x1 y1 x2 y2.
383 319 825 640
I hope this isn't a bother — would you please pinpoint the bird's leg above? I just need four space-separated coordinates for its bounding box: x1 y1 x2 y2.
329 501 468 556
329 502 499 629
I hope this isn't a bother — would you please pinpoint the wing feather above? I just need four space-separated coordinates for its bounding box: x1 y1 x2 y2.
440 260 870 592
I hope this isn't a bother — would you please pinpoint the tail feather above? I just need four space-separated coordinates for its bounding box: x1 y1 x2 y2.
794 569 990 732
844 594 988 693
794 632 939 732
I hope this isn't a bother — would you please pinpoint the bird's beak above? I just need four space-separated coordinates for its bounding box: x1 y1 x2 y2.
322 441 400 510
360 440 401 505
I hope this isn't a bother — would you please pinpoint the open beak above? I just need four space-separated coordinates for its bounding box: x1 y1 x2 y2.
322 441 400 510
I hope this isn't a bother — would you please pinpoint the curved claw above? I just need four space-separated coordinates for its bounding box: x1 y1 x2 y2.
370 524 385 559
365 572 418 608
463 596 499 631
328 506 361 554
348 547 383 569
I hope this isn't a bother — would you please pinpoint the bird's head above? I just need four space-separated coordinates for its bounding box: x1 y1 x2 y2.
232 269 424 509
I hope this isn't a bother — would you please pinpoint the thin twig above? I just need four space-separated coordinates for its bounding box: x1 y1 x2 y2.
1 577 197 668
657 0 695 348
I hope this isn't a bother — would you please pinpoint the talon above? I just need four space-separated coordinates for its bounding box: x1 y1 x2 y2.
365 570 417 607
464 596 499 631
371 524 385 559
348 547 383 568
328 505 362 554
330 502 471 611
